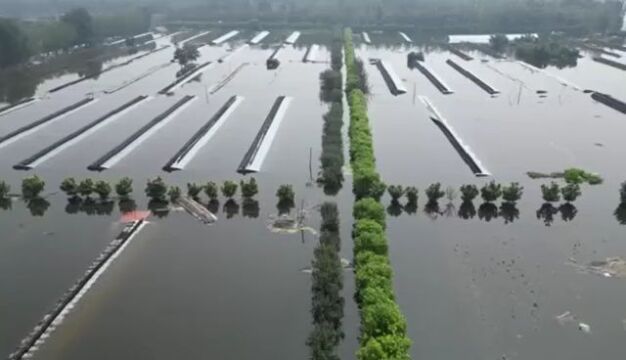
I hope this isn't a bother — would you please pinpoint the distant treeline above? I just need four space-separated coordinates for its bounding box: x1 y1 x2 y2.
164 0 624 35
0 7 150 69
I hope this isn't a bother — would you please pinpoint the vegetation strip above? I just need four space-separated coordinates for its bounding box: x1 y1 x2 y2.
13 96 150 170
208 63 249 94
0 97 95 149
306 202 344 359
375 59 408 95
211 30 240 45
237 96 292 174
446 59 500 95
48 45 171 93
0 98 36 117
591 92 626 114
445 45 474 61
344 28 412 359
420 96 490 176
249 31 270 45
163 95 243 171
158 61 214 94
592 56 626 71
285 31 301 44
88 95 196 171
8 220 145 360
412 61 453 94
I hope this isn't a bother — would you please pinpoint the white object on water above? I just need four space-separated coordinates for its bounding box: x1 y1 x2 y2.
399 32 412 43
362 32 371 44
284 31 301 45
578 323 591 334
249 31 270 45
212 31 239 45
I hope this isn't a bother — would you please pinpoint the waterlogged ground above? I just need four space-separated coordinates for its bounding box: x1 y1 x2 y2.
1 29 625 359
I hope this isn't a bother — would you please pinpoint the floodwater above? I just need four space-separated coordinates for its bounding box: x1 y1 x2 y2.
1 29 625 360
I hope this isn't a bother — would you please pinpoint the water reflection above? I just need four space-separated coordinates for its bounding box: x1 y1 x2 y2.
536 203 559 226
207 199 219 214
65 197 82 214
614 204 626 225
118 198 137 214
403 201 418 215
559 203 578 222
223 199 240 219
499 202 520 224
241 199 260 218
0 197 12 210
424 200 441 220
458 201 476 220
65 198 115 216
478 203 499 222
387 200 403 217
277 199 295 215
148 199 170 218
26 197 50 217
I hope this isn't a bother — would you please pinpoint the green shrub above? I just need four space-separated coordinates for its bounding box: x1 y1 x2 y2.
561 183 581 202
145 177 168 201
204 181 218 200
0 181 10 199
60 177 78 198
187 182 203 199
168 186 182 202
387 185 405 202
481 181 502 202
115 177 133 198
361 299 408 340
94 180 111 200
354 198 386 228
425 183 445 203
276 184 295 203
541 182 561 202
240 177 259 198
502 182 523 203
221 181 238 198
460 184 479 202
78 179 94 198
405 186 418 205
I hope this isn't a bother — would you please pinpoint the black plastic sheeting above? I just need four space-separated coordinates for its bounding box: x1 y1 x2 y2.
13 96 149 170
163 96 238 172
88 95 195 171
446 59 499 95
591 92 626 114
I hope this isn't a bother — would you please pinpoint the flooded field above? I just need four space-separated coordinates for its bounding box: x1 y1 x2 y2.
2 29 626 359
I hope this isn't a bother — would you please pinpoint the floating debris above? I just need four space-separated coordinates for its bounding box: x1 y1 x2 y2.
556 311 575 326
578 322 591 334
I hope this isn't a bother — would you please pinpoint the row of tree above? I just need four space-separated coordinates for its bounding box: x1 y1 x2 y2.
344 28 411 360
307 202 345 359
317 30 345 195
0 7 151 69
489 34 581 69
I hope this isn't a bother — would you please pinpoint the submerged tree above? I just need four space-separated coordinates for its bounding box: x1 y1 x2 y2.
460 184 479 203
276 184 295 204
145 177 168 201
240 177 259 199
559 203 578 222
425 183 445 203
537 203 559 226
387 185 405 203
489 34 509 53
187 182 203 199
615 204 626 225
502 182 523 203
94 180 112 200
500 202 520 224
561 183 582 203
60 177 79 198
169 186 182 202
21 175 45 199
115 177 133 198
27 197 50 217
478 202 499 222
0 180 11 199
223 199 240 219
242 199 260 218
405 187 418 206
173 44 200 75
458 201 476 220
481 181 502 203
204 181 219 200
620 182 626 204
221 181 238 199
541 182 561 203
78 178 94 198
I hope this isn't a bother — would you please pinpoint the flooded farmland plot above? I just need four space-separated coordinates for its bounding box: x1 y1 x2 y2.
1 27 626 360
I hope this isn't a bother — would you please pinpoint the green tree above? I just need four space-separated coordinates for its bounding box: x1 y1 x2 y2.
541 182 561 202
94 180 111 200
204 181 219 200
61 8 94 45
22 175 45 199
425 183 445 203
115 177 133 198
169 186 182 202
502 182 524 203
187 182 203 199
60 177 79 198
173 44 200 70
405 186 418 205
387 185 405 202
145 177 168 201
276 184 295 204
0 180 10 199
481 181 502 202
489 34 509 53
460 184 479 202
240 177 259 198
561 183 582 203
0 19 31 68
78 179 94 198
354 198 386 228
221 181 238 198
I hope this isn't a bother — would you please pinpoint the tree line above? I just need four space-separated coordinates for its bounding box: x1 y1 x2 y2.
0 7 150 69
